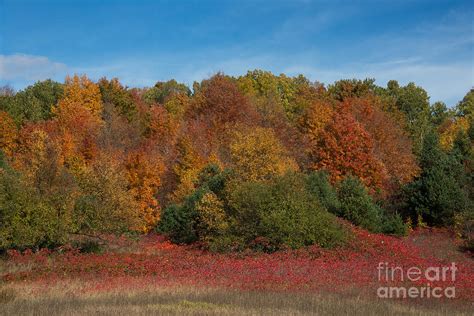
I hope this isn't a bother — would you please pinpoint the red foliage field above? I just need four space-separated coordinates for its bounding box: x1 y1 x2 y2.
2 227 473 304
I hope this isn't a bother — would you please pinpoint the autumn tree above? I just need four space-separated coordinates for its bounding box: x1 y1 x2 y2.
0 111 17 156
125 147 165 231
188 74 257 131
237 70 320 120
229 127 298 182
310 104 388 192
52 75 103 169
98 77 136 120
328 78 377 101
168 136 205 202
348 95 419 192
439 117 470 151
74 154 143 235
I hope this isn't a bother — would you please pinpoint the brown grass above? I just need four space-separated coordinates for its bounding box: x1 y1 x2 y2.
0 282 472 316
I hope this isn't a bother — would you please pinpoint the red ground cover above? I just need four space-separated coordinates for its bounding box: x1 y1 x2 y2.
2 227 473 302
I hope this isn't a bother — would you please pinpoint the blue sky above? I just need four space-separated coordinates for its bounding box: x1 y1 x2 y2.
0 0 473 106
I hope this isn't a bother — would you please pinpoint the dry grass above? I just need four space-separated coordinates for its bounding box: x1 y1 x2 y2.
1 282 472 316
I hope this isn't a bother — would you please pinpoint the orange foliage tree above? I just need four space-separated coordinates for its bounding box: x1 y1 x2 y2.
125 147 165 231
310 104 388 192
0 111 17 156
348 96 419 192
52 75 103 169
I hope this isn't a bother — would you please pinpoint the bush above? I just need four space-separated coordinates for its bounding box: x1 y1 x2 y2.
381 213 407 236
227 173 348 250
337 176 384 232
158 191 202 244
158 164 232 244
455 211 474 253
305 171 340 214
195 192 229 243
159 169 348 252
403 130 471 227
0 167 67 250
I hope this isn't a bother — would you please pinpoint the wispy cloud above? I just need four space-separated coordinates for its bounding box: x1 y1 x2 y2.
0 54 67 81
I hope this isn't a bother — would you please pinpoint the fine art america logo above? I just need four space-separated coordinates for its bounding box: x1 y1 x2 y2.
377 262 457 299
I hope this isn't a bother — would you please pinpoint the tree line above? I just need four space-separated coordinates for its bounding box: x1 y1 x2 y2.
0 71 472 252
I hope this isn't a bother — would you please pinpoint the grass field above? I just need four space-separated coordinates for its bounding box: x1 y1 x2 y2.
1 283 473 315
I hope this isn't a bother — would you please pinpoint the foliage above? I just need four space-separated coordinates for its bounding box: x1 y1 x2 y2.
237 70 319 119
98 78 136 120
195 192 229 243
0 111 17 156
457 88 474 122
305 170 340 214
439 117 469 150
336 176 384 233
327 79 377 101
52 75 104 167
348 95 419 192
158 164 231 245
430 101 451 126
0 80 63 125
310 105 387 192
229 127 298 182
403 130 470 226
143 79 191 105
380 213 408 236
227 173 348 251
0 161 75 250
1 73 472 252
383 81 431 155
125 149 165 232
74 156 143 235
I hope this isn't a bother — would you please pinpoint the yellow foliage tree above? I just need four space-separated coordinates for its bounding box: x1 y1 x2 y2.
298 100 333 143
439 117 470 150
195 192 228 242
54 75 103 121
229 127 298 182
169 136 205 202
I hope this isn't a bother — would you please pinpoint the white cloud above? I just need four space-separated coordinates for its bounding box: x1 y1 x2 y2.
0 54 68 81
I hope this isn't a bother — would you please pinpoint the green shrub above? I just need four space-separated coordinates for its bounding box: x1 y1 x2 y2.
305 171 340 214
159 169 348 252
157 191 202 244
381 213 407 236
227 173 348 250
337 176 384 233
